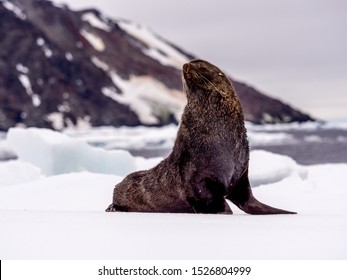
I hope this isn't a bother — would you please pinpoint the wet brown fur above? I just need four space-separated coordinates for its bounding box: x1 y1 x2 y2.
106 59 296 214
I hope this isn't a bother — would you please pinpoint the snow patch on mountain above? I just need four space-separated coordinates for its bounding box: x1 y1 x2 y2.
16 63 29 74
106 72 185 124
43 113 91 132
0 0 314 131
45 112 65 130
80 29 105 52
118 20 188 69
81 12 111 32
65 52 73 61
17 74 41 107
3 0 26 20
36 38 53 57
91 56 109 71
90 56 185 124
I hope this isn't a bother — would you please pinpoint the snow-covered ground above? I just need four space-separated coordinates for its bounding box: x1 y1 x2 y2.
1 126 347 259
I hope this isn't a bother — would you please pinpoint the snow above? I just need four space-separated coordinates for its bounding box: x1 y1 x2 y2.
0 160 42 187
91 56 109 71
135 156 162 171
118 20 188 69
65 52 73 61
90 56 185 125
337 136 347 142
248 131 296 146
0 139 16 161
46 111 91 131
65 124 301 151
18 74 31 93
45 112 65 130
63 116 92 131
82 12 111 32
80 29 105 52
3 0 26 20
17 74 41 107
15 63 42 107
65 125 178 150
16 63 29 74
90 54 185 125
0 127 346 259
101 75 157 124
57 102 71 113
246 120 347 132
249 150 306 187
6 127 136 177
36 38 53 58
0 172 117 211
304 135 322 142
103 71 185 125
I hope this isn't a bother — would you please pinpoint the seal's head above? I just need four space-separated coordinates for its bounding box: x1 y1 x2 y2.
182 59 234 100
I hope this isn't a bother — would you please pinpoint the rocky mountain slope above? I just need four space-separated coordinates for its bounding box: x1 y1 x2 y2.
0 0 314 131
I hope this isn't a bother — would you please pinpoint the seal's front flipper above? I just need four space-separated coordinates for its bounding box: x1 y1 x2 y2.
226 170 296 215
219 201 233 214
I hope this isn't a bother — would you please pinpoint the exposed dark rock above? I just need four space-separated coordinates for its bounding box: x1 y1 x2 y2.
0 0 314 131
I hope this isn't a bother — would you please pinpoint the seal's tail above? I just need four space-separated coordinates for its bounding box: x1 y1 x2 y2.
226 170 297 215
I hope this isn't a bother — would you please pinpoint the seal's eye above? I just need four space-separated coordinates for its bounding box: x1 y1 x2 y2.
218 72 223 76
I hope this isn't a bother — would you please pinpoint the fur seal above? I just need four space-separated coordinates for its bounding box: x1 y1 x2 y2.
106 59 296 215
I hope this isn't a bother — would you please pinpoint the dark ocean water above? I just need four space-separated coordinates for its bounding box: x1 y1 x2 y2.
1 126 347 165
251 128 347 165
129 128 347 165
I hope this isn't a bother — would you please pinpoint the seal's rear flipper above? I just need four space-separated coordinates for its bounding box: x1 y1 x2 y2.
105 203 117 212
233 196 297 215
226 170 296 215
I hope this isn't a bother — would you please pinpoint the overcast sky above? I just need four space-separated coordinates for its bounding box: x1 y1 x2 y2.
58 0 347 120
